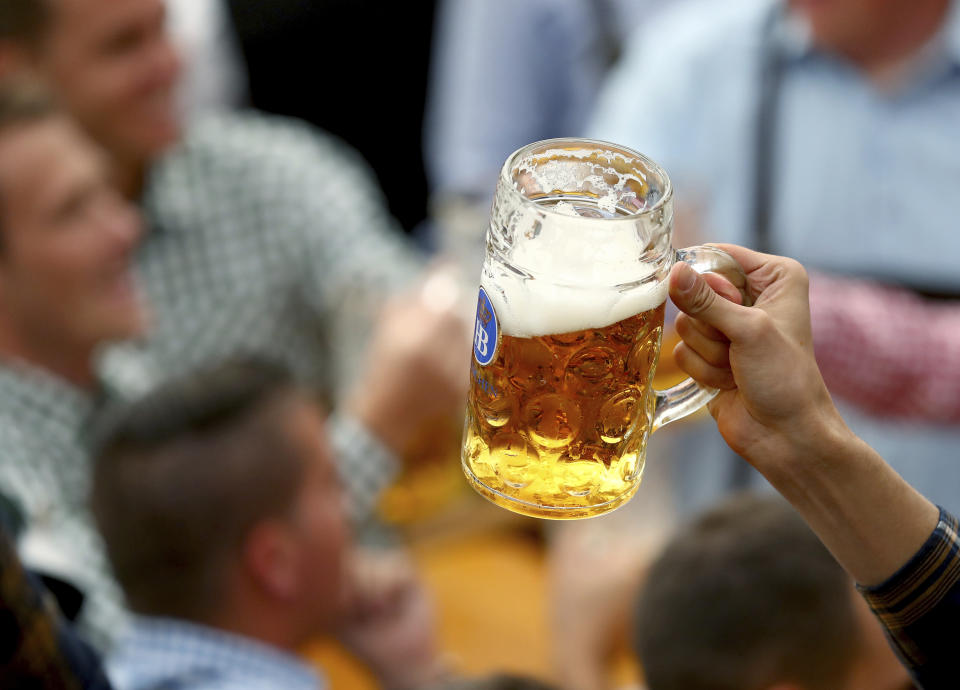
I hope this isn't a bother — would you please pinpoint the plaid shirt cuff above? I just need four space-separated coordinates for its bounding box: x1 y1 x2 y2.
858 507 960 672
327 411 400 523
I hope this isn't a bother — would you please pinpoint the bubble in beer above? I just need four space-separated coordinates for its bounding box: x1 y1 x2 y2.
560 459 604 497
464 432 496 484
465 433 483 462
598 388 642 444
627 325 663 379
570 442 612 466
476 394 512 428
492 432 537 487
548 330 587 347
565 345 620 391
524 394 582 449
610 317 641 345
507 338 559 391
618 452 642 483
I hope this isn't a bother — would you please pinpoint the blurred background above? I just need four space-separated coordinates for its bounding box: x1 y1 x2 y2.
2 0 958 688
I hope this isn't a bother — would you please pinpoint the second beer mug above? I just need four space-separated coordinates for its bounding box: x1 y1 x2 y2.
463 139 750 519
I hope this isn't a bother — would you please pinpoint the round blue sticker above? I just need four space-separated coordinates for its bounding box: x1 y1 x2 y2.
473 287 499 366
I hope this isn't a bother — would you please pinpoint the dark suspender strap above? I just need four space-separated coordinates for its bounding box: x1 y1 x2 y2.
587 0 624 68
750 3 788 255
729 3 787 490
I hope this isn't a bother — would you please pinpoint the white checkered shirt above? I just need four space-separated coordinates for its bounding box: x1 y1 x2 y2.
108 616 324 690
102 111 426 517
0 363 128 652
0 112 424 651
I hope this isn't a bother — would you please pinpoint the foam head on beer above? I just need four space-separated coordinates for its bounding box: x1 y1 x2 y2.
483 146 670 338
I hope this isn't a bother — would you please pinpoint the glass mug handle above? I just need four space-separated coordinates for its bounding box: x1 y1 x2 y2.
652 245 753 431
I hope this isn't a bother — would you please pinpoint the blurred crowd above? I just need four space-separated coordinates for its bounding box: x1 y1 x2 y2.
0 0 958 689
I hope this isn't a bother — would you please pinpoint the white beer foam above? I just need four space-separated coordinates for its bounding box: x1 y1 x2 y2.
484 275 667 338
482 218 668 338
520 148 649 216
484 145 669 338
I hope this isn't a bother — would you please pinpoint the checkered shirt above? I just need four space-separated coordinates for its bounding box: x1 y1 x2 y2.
0 363 128 653
810 272 960 423
859 507 960 689
0 113 421 652
101 111 426 517
107 616 323 690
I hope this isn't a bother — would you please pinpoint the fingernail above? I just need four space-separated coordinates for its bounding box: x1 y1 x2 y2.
676 263 697 293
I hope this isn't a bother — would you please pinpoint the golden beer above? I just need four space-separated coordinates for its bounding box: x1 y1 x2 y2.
461 138 749 519
464 302 665 519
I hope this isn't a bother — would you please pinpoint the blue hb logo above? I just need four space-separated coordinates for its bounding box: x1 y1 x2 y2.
473 287 498 366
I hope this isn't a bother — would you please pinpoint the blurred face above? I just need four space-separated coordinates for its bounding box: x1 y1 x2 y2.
284 400 350 633
36 0 182 165
840 590 913 690
790 0 880 53
0 115 145 356
789 0 945 62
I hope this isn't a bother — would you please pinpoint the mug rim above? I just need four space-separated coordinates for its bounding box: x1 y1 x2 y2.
500 137 674 220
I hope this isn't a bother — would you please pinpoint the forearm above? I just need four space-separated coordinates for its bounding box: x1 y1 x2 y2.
753 412 939 586
667 250 944 586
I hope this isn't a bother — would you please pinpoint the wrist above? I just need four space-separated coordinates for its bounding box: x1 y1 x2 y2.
756 411 940 584
347 389 411 456
749 402 856 489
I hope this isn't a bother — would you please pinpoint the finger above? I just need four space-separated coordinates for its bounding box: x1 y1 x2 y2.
702 272 744 305
673 341 736 390
708 244 809 301
675 314 731 369
669 262 751 340
704 243 775 275
675 311 727 344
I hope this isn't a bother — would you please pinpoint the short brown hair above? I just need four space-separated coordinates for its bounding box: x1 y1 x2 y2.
0 0 48 44
0 78 55 128
91 359 311 622
0 78 57 249
635 494 858 690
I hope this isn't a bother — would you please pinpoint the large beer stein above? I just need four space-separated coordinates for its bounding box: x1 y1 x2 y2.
462 139 750 519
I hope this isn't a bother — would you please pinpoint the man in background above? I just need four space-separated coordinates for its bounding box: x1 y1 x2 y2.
0 0 469 517
0 80 145 647
635 494 913 690
590 0 960 512
0 0 469 644
426 0 670 269
93 360 445 690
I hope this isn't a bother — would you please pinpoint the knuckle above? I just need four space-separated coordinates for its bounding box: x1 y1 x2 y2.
783 258 809 287
740 309 774 340
717 370 737 390
705 343 731 369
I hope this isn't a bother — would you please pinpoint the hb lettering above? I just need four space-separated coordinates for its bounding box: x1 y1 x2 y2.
475 319 489 357
474 287 498 366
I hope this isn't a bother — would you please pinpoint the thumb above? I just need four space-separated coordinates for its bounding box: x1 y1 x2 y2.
669 262 746 338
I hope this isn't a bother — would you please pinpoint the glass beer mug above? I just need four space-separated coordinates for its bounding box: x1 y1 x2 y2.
462 139 750 519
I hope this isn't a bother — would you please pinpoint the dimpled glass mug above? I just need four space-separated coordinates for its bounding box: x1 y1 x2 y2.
461 138 751 519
